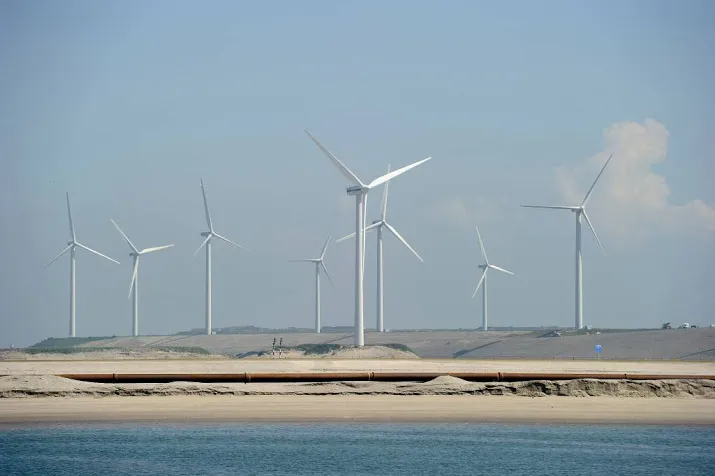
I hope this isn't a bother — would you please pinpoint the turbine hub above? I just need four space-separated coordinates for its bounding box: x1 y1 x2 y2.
346 185 366 195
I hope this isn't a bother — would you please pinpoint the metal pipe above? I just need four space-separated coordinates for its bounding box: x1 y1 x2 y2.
48 371 715 384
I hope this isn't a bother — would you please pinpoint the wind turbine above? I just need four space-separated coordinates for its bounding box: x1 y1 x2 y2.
45 193 120 337
305 130 431 346
336 164 424 333
521 152 614 330
110 219 174 337
471 224 514 331
194 179 249 336
289 233 334 333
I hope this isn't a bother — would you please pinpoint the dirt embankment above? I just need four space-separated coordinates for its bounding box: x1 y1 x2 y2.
1 375 713 399
249 346 419 360
0 350 225 361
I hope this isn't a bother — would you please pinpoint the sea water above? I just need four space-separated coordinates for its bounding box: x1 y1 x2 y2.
1 423 714 475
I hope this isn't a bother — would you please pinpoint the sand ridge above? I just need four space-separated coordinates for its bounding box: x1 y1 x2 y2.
1 375 714 399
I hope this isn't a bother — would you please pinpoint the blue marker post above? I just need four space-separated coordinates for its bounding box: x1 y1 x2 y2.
595 344 602 360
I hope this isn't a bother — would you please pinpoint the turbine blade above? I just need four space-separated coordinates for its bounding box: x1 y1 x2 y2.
475 223 489 264
489 264 514 275
521 205 579 210
214 232 250 252
472 268 488 298
320 261 334 287
194 235 211 256
335 222 380 243
200 178 213 231
367 157 431 189
128 257 138 299
319 233 332 260
582 210 607 257
75 242 120 264
582 152 615 207
384 222 423 262
66 192 76 241
304 130 365 187
380 164 391 220
45 244 73 268
110 219 139 253
288 259 315 262
140 244 175 254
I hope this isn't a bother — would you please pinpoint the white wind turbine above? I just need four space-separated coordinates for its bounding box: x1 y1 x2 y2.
472 224 514 331
521 152 614 330
289 233 334 333
110 219 174 337
305 130 431 346
194 178 249 336
336 165 424 333
45 193 120 337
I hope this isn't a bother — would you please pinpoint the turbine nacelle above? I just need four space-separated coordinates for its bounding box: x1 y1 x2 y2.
346 185 366 195
200 231 211 237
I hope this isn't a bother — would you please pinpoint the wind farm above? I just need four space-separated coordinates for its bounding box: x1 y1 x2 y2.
31 145 710 350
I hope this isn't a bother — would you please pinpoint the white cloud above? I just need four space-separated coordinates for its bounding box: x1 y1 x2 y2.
556 118 715 240
427 195 496 229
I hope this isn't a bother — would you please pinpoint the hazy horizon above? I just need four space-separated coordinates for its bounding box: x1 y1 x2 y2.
2 1 714 347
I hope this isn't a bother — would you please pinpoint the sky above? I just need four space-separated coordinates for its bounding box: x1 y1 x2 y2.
1 0 714 347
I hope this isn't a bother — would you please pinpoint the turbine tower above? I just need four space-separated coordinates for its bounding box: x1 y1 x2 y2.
471 224 514 331
194 179 249 336
521 152 614 330
305 130 431 346
336 165 424 333
110 219 174 337
45 193 120 337
289 233 334 333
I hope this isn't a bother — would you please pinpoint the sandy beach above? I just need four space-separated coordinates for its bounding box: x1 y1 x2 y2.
2 395 715 426
3 357 714 376
2 358 713 427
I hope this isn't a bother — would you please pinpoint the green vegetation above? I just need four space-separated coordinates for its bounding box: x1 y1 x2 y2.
23 346 211 355
292 343 343 355
282 343 415 355
28 337 116 349
381 343 414 353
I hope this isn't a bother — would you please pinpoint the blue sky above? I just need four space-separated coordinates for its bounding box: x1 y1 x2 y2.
1 1 713 346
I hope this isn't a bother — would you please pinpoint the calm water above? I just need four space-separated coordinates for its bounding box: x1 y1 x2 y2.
1 423 714 475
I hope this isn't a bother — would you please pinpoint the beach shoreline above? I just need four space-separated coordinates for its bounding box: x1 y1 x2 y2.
2 395 715 426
